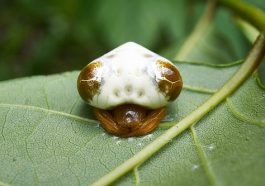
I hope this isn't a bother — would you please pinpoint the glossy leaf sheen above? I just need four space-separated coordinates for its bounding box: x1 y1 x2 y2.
0 60 264 185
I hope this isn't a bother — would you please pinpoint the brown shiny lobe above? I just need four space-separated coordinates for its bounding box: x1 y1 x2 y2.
156 60 183 101
94 104 166 137
113 104 147 129
77 61 102 102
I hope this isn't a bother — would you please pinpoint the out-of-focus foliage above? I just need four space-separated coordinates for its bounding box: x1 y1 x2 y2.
0 0 195 80
0 0 264 81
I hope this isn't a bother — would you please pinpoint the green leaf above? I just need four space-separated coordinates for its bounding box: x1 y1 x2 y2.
172 7 250 64
1 1 265 185
0 60 264 185
95 0 189 47
234 17 265 85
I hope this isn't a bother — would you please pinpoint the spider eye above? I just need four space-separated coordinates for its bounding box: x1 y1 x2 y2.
77 61 102 102
155 60 183 101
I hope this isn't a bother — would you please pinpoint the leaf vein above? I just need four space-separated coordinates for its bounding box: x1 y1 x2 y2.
0 103 98 125
133 167 140 186
42 86 50 109
67 157 81 186
1 107 11 141
173 60 243 67
226 98 265 127
190 127 217 186
69 97 79 114
253 73 265 90
25 141 40 186
183 85 217 94
69 133 100 157
25 114 48 144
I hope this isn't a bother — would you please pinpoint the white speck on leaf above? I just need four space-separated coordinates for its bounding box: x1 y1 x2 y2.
116 140 121 145
207 144 216 151
143 134 153 140
128 137 135 142
192 164 199 171
162 115 174 122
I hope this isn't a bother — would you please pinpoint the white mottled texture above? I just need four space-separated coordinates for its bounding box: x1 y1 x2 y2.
89 42 172 109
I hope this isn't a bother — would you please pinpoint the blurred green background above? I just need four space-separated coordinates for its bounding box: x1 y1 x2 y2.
0 0 264 81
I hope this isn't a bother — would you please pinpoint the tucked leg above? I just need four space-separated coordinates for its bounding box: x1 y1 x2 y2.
94 108 130 136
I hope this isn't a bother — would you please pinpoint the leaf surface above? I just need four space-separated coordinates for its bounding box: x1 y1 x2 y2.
0 60 264 185
1 1 265 184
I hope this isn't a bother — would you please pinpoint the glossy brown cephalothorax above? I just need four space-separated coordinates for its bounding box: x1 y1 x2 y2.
94 104 166 137
77 42 182 137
